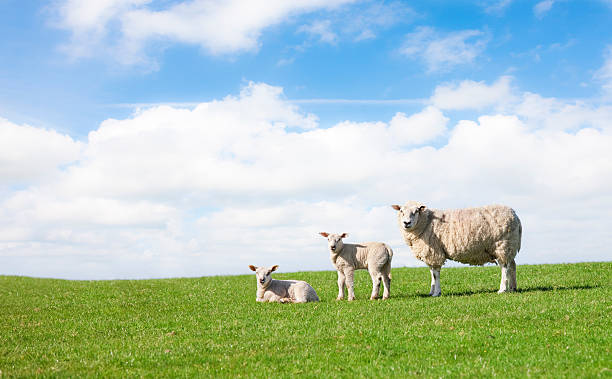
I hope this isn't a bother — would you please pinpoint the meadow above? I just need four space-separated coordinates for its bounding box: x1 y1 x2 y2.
1 262 610 377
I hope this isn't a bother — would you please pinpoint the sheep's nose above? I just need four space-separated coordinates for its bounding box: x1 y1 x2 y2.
331 246 336 251
259 279 265 283
403 221 411 228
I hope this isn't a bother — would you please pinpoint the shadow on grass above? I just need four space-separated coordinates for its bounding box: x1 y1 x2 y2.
392 284 602 299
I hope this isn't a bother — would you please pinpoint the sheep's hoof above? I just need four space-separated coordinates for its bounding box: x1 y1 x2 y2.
348 297 355 301
382 295 389 300
431 292 441 297
498 288 507 294
336 297 344 301
370 296 378 300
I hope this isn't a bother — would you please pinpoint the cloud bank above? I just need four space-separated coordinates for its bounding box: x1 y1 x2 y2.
1 79 612 279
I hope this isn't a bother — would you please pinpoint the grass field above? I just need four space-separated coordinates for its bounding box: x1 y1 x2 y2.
1 262 611 377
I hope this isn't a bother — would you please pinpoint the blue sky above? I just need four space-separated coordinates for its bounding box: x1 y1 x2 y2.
2 0 610 134
1 0 612 279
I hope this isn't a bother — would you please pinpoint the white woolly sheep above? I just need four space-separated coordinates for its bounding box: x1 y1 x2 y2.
319 232 393 301
391 201 522 296
248 265 319 303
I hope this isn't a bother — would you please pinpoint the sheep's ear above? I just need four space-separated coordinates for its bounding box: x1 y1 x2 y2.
391 205 401 211
319 232 329 237
340 233 348 239
418 205 426 212
248 265 257 271
270 265 279 272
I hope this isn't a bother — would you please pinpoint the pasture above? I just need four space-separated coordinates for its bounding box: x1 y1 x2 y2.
1 262 610 377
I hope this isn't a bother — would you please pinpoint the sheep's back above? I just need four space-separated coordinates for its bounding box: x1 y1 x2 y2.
345 242 391 269
433 205 519 265
287 280 319 302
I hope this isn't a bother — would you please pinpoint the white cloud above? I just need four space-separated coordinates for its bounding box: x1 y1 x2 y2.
400 27 489 72
53 0 355 65
298 20 338 44
0 118 83 185
389 106 448 145
429 76 612 132
431 76 515 110
513 92 612 131
534 0 555 18
1 80 612 279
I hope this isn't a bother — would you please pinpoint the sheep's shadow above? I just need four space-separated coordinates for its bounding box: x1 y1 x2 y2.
398 284 602 298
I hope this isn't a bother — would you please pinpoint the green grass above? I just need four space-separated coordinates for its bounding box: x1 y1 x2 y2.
1 262 611 378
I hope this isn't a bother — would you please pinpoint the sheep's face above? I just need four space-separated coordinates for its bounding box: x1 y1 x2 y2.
249 265 278 287
392 203 426 231
320 232 347 253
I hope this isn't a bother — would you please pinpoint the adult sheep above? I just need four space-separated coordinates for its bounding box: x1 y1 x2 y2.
391 201 522 296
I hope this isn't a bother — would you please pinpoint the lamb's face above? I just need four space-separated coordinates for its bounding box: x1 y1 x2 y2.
249 265 277 287
326 233 345 253
394 203 426 231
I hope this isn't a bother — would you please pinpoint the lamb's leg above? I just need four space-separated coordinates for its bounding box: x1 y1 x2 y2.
429 266 441 297
345 269 355 301
508 259 517 292
337 271 346 300
498 261 509 293
382 265 391 300
369 270 381 300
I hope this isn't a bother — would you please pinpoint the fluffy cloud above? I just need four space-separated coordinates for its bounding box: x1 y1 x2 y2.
1 81 611 279
389 106 449 145
431 76 612 132
53 0 355 64
400 26 489 72
431 76 515 110
0 118 83 185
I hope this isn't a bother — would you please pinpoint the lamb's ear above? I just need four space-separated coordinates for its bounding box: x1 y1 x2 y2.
248 265 257 271
391 205 401 211
270 265 279 272
319 232 329 237
418 205 427 212
340 233 348 239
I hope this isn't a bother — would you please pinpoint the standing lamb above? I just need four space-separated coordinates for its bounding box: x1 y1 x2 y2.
319 232 393 301
391 201 522 297
248 265 319 303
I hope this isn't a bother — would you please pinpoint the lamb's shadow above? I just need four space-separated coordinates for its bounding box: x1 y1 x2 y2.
397 284 602 298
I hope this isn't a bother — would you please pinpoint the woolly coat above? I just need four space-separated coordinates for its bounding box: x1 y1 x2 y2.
256 279 319 303
331 242 393 274
398 202 521 268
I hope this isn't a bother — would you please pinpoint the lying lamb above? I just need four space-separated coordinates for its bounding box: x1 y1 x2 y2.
392 201 522 296
248 265 319 303
319 232 393 301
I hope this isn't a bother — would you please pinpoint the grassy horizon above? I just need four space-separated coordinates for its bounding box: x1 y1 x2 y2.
1 262 611 377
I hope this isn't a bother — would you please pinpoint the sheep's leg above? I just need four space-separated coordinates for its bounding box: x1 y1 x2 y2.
369 270 381 300
429 266 441 297
498 261 509 293
345 269 355 301
508 259 517 291
337 271 346 300
382 265 391 300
